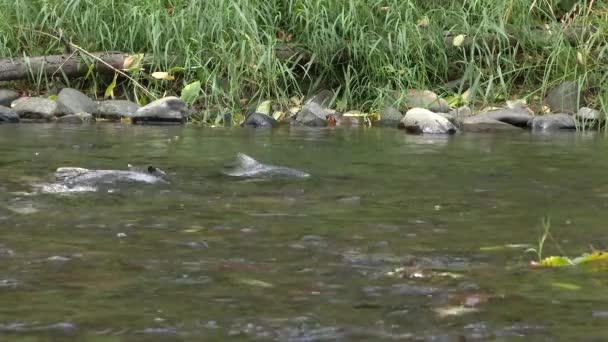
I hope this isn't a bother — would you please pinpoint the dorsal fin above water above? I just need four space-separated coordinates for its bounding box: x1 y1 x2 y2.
236 153 260 168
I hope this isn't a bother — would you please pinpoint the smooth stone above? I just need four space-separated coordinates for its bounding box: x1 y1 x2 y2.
242 112 277 128
295 101 327 126
305 89 334 107
544 81 585 114
12 97 58 120
405 89 450 113
399 108 457 134
448 106 472 120
96 100 140 120
56 112 95 124
0 89 20 107
577 107 602 121
464 108 532 127
463 119 522 132
0 105 20 123
132 96 187 124
377 106 403 126
528 114 576 130
56 88 98 116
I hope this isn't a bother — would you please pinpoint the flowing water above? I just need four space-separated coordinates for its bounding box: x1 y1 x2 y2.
1 124 608 341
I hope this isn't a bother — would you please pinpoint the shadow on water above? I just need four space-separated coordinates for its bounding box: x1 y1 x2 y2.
1 124 608 340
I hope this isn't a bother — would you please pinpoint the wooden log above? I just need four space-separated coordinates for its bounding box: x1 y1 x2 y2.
0 52 131 82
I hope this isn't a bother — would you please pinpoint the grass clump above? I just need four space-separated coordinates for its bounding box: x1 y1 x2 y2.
0 0 606 123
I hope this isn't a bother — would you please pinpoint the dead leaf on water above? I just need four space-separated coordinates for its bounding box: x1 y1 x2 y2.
237 278 274 288
434 306 479 318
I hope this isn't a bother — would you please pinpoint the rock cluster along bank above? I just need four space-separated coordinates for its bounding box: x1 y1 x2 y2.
0 82 603 133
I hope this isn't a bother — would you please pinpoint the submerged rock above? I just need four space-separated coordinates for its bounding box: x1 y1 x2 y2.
223 153 310 178
56 112 95 124
544 81 585 114
399 108 457 134
242 112 277 128
132 96 187 124
12 97 58 121
405 89 450 113
97 100 140 120
56 88 97 116
0 106 19 123
528 114 576 131
0 89 20 107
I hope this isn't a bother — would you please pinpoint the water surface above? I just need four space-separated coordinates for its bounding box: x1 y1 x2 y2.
1 124 608 341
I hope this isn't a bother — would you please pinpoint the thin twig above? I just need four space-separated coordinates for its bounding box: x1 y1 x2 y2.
16 26 156 99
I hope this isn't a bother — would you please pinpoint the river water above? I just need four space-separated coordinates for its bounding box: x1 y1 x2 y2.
1 124 607 341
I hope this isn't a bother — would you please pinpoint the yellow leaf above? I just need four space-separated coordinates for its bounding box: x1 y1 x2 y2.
123 53 145 69
452 34 467 47
576 51 585 66
552 282 581 291
151 72 175 80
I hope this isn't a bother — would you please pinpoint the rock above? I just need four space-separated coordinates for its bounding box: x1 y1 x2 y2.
544 81 585 114
12 97 58 120
0 105 19 123
335 112 364 126
464 108 532 127
295 102 327 126
448 106 472 118
577 107 602 121
399 108 457 134
132 96 187 124
96 100 140 120
405 89 450 113
377 106 403 126
528 114 576 131
242 112 277 128
463 119 522 132
305 89 334 107
56 88 97 116
437 112 458 125
0 89 20 107
56 112 95 124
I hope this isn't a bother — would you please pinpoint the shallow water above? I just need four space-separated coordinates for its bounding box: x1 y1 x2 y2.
1 124 608 341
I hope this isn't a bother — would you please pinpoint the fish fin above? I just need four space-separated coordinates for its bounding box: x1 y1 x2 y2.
236 153 260 168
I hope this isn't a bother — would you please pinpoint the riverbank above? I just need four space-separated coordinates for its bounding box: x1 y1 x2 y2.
0 0 606 128
0 83 603 133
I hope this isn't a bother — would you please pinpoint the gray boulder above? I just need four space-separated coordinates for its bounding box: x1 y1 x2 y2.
132 96 187 124
544 81 585 114
56 112 95 124
305 89 334 108
405 89 450 113
0 105 19 123
97 100 140 120
12 97 58 120
399 108 457 134
464 108 532 127
56 88 97 116
242 112 277 128
528 114 576 131
577 107 602 121
462 119 522 132
295 102 327 126
377 106 403 127
0 89 20 107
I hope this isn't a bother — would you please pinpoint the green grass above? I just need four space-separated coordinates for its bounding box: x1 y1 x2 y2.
0 0 606 123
